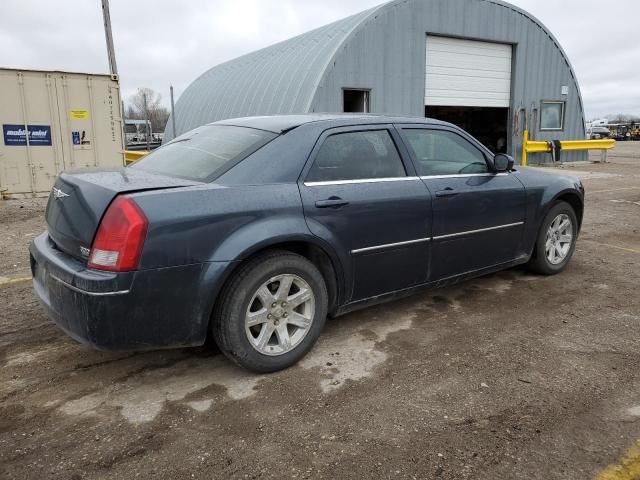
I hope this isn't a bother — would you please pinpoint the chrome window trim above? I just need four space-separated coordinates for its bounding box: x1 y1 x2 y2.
420 173 510 180
305 172 515 186
50 274 130 297
351 237 431 255
433 222 524 241
304 177 420 187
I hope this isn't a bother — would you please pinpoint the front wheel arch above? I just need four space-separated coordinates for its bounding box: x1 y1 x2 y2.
531 196 579 259
528 200 579 274
554 192 584 231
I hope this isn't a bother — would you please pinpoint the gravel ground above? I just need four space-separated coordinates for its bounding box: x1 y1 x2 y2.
0 145 639 480
0 197 46 280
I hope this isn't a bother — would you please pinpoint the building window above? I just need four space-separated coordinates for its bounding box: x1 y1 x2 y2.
343 89 370 113
540 101 565 131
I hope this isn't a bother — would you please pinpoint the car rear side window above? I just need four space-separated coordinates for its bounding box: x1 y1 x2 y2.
403 129 489 176
129 125 277 182
306 130 406 183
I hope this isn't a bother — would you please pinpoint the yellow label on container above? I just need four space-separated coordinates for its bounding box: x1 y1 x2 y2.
69 110 89 120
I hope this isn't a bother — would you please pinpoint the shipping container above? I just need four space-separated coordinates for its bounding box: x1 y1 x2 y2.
0 68 125 198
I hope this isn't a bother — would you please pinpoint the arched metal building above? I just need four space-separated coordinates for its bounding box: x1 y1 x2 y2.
167 0 586 163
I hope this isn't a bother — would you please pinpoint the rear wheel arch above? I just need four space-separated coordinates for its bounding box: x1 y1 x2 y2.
211 249 329 372
250 241 341 314
209 240 343 332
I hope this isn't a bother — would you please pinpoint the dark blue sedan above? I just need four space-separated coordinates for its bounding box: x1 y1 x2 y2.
30 115 584 372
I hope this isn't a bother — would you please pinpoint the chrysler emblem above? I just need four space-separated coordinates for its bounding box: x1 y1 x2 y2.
52 187 70 199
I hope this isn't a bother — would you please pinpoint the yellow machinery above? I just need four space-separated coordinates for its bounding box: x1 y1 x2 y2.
521 130 616 167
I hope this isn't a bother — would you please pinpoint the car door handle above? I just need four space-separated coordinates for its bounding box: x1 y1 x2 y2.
435 188 459 198
315 197 349 209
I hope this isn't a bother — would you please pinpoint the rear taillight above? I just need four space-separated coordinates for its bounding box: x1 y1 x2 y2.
88 196 148 272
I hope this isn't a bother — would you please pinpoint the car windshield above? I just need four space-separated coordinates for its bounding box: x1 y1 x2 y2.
129 125 277 182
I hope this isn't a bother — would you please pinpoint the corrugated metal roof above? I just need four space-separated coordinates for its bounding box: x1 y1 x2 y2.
166 6 383 140
166 0 584 157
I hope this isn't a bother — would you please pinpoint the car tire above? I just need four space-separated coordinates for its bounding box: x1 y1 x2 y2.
528 201 579 276
212 250 328 373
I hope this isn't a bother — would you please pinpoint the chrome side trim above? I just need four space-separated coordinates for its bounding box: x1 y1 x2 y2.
352 237 431 255
352 222 525 253
420 173 510 180
433 222 525 241
305 177 420 187
50 274 130 297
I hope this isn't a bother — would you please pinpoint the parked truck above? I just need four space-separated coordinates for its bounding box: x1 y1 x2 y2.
0 68 125 198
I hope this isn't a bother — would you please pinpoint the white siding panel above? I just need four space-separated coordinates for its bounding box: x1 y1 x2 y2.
425 36 512 107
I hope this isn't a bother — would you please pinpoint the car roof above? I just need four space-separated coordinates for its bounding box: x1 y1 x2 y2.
214 114 452 133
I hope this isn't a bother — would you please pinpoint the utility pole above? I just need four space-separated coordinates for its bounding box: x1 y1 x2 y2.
170 85 177 139
143 91 151 151
101 0 118 76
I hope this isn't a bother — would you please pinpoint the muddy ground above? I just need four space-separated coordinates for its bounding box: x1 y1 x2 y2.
0 145 639 479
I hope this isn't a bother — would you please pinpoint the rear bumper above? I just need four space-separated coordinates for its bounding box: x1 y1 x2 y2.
30 232 231 351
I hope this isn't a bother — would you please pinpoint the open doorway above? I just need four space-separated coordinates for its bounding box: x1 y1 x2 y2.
425 106 510 154
344 89 370 113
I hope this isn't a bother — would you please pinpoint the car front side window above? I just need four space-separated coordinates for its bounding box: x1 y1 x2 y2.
403 129 489 176
306 130 406 183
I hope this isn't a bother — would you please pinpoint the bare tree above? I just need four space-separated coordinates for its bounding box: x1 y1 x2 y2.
127 88 170 133
606 113 640 124
125 104 138 120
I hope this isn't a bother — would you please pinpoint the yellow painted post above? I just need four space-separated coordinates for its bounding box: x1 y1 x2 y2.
522 129 529 167
123 150 149 165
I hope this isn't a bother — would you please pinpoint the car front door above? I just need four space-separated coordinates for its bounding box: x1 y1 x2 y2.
299 125 432 302
398 126 526 281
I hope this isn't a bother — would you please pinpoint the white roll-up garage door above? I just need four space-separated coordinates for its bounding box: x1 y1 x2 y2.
425 36 512 108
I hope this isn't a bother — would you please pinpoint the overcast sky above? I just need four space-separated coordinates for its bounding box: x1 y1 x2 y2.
1 0 638 120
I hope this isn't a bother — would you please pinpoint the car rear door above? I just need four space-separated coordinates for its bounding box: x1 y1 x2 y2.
398 125 526 281
299 125 432 302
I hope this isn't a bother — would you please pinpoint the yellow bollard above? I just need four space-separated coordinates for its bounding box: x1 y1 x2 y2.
124 150 149 165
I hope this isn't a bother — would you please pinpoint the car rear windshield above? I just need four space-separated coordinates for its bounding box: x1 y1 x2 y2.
129 125 277 182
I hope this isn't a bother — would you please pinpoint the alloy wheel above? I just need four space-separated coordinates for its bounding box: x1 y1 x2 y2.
545 214 574 265
245 274 315 356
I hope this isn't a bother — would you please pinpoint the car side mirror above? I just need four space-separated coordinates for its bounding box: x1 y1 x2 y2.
494 153 515 173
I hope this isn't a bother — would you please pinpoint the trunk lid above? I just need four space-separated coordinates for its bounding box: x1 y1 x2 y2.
46 168 199 261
